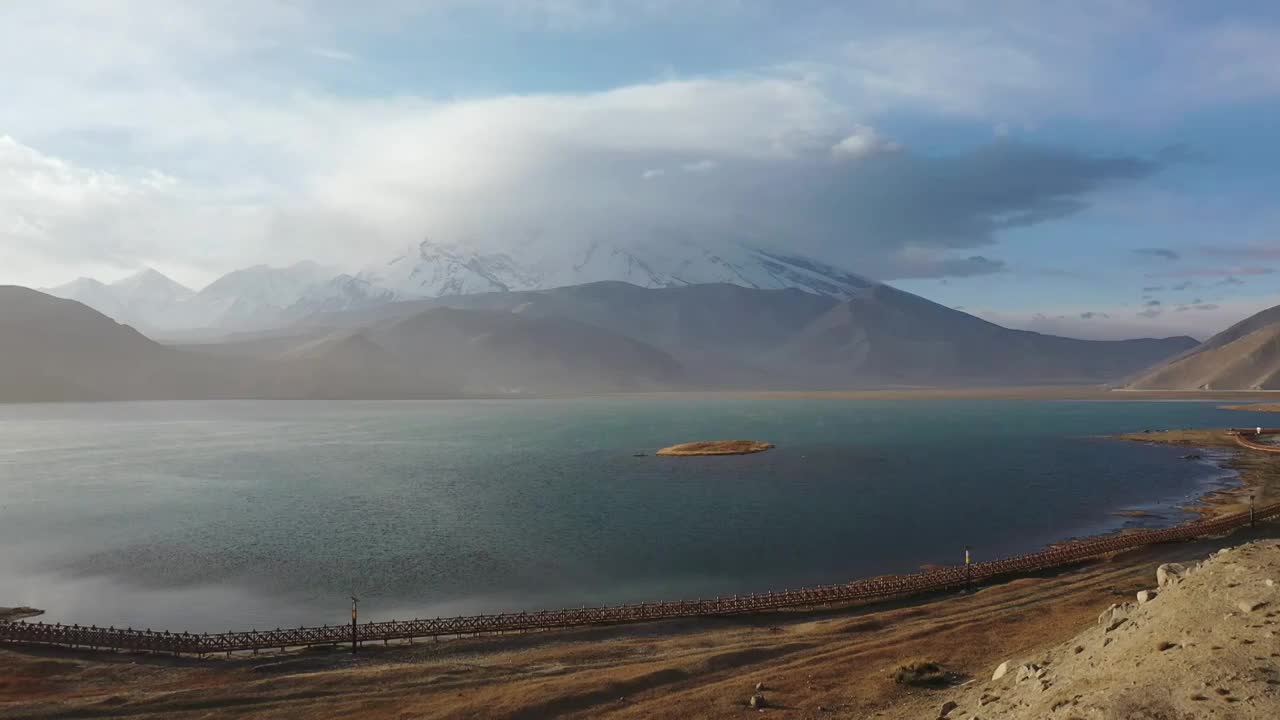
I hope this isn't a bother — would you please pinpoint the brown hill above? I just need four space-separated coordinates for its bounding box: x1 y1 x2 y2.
1128 302 1280 390
0 285 243 401
306 282 1198 388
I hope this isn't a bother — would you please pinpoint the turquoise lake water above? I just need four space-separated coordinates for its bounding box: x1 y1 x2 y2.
0 398 1272 631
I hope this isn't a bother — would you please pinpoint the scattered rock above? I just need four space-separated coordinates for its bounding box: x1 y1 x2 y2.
1099 605 1129 633
748 693 766 709
1015 664 1044 683
1266 579 1275 588
992 661 1010 681
1238 600 1268 614
1157 563 1188 588
754 682 765 692
939 700 959 717
1137 590 1158 604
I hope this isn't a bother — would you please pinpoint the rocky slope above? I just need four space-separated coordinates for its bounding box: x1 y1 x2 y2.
938 539 1280 719
1128 302 1280 390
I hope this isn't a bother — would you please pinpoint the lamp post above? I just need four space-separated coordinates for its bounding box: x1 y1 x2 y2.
351 595 359 655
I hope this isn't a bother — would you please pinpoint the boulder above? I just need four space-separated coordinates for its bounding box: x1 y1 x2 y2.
939 700 959 717
1137 590 1158 604
1238 599 1267 613
748 694 766 709
992 661 1010 681
1157 563 1188 588
1098 605 1129 633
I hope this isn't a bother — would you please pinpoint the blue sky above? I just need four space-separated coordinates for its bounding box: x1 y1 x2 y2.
1 0 1278 339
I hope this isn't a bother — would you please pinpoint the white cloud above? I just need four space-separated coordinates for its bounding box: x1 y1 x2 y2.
831 125 901 159
681 159 718 173
0 0 1275 297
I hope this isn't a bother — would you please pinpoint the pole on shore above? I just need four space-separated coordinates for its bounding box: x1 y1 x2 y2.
351 596 359 655
1250 493 1256 528
964 545 972 591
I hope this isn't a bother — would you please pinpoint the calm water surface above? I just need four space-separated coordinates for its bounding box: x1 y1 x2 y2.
0 398 1271 631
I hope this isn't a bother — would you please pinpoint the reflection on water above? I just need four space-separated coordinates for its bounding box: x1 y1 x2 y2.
0 398 1271 631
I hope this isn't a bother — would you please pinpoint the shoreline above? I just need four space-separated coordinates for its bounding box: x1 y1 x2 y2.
3 529 1273 718
1112 428 1280 519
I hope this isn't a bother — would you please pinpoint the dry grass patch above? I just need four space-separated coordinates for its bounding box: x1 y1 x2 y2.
891 659 947 687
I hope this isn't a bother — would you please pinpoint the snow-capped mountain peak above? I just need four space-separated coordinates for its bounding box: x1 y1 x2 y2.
38 240 878 334
361 237 878 300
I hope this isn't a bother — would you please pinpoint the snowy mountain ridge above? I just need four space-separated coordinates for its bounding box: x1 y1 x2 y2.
360 238 878 300
41 239 879 333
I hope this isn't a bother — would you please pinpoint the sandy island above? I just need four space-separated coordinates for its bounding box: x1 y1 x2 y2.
656 440 774 456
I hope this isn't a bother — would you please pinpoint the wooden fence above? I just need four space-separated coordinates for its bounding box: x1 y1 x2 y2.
4 497 1278 656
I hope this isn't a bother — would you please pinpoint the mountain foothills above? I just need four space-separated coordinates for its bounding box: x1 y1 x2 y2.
1126 302 1280 390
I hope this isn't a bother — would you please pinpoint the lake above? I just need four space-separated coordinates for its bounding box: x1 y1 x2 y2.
0 398 1270 632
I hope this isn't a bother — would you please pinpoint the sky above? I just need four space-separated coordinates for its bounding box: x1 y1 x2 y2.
1 1 1279 340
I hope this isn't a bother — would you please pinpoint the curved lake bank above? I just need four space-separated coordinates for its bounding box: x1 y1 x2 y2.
0 398 1275 632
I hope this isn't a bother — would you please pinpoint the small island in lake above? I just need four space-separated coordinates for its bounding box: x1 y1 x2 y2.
655 440 775 456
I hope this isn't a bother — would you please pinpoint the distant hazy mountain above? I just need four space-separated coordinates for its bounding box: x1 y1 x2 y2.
1126 303 1280 390
42 262 390 336
44 269 194 331
166 261 337 331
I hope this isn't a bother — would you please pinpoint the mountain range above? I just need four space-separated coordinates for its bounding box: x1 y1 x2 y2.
2 273 1201 401
42 239 878 336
